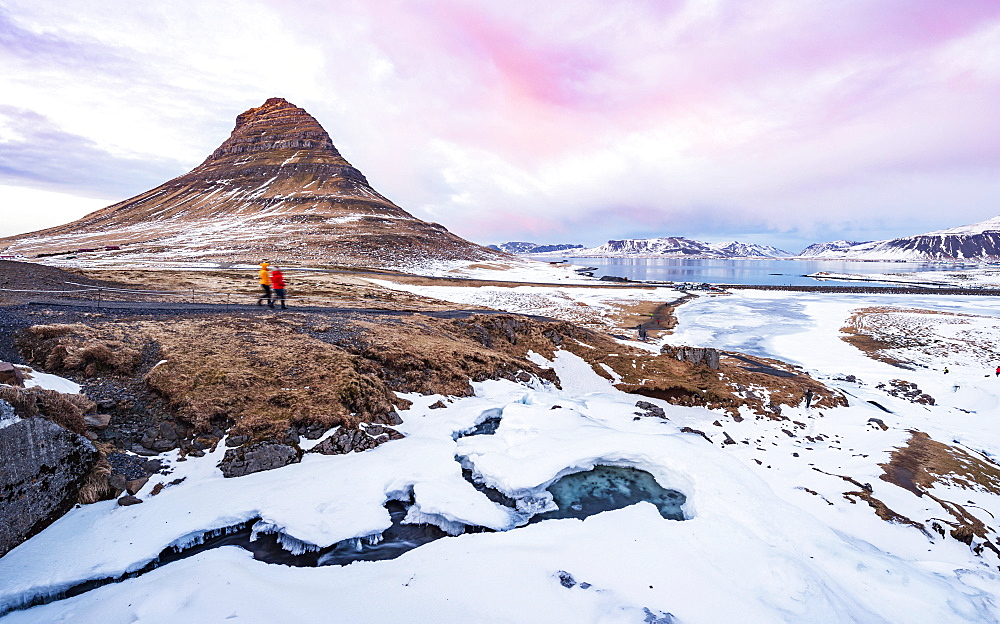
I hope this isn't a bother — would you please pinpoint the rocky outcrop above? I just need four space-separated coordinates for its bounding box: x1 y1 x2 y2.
218 442 302 478
876 379 935 405
662 346 720 370
309 424 404 456
0 418 99 557
0 97 504 268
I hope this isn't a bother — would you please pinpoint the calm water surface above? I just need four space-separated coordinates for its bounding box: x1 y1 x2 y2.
531 257 956 287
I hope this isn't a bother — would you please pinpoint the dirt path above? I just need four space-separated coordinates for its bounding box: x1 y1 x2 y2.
634 294 696 340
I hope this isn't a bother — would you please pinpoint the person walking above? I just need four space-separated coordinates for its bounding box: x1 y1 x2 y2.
271 267 287 309
257 261 273 307
996 365 1000 377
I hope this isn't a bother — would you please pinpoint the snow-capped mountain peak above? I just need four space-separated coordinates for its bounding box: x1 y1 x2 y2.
798 215 1000 261
708 241 791 258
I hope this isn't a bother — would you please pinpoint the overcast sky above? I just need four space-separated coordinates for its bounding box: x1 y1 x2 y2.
2 0 1000 252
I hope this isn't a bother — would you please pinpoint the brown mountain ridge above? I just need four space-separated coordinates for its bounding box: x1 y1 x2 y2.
0 97 503 268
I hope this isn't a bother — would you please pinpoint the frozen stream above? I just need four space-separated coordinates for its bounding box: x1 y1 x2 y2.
4 416 687 616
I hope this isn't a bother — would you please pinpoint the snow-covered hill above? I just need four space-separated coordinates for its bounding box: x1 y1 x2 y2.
798 215 1000 261
798 240 869 257
707 240 790 258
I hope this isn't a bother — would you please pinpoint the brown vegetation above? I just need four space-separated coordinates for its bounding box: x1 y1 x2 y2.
879 431 1000 496
841 306 1000 368
878 431 1000 557
0 385 95 433
18 323 141 377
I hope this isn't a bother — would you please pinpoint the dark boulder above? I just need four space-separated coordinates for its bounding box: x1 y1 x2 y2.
634 401 666 419
218 442 301 478
140 421 181 452
0 417 99 557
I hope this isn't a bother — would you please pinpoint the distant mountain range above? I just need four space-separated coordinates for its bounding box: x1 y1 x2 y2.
497 214 1000 263
798 215 1000 261
496 238 790 259
488 242 584 254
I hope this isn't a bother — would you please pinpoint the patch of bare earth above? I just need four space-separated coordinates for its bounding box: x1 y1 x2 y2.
879 431 1000 559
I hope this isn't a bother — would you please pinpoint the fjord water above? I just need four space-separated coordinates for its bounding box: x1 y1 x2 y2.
536 257 951 286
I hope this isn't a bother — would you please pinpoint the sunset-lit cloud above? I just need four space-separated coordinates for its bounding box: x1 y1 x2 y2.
2 0 1000 252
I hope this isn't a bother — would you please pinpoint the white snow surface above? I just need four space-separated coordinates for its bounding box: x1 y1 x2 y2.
3 291 1000 622
809 267 1000 289
367 278 678 331
19 367 81 394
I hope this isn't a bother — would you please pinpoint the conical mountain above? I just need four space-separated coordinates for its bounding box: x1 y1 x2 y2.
0 97 502 267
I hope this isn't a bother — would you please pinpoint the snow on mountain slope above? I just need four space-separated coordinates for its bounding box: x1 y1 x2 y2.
707 240 791 257
0 98 502 269
798 240 869 257
489 242 584 254
529 237 791 258
798 215 1000 261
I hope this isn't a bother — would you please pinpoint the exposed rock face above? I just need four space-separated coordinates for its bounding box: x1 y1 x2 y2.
218 441 301 478
663 346 720 370
309 425 404 456
0 417 99 557
0 97 504 268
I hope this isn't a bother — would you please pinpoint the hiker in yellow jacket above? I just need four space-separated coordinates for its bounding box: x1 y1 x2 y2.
257 261 273 307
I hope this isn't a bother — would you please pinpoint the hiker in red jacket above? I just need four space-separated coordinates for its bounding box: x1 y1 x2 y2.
271 267 287 309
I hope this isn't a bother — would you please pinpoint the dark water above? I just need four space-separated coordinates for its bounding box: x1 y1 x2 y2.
533 465 687 522
532 257 955 287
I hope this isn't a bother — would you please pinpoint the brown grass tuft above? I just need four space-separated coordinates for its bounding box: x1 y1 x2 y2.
0 385 94 433
18 323 141 377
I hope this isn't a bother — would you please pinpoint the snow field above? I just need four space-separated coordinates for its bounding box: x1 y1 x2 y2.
2 348 999 622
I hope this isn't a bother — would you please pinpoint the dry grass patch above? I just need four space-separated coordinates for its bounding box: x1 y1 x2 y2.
841 306 1000 368
0 385 95 433
880 431 1000 496
879 431 1000 556
18 323 141 377
136 316 399 437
